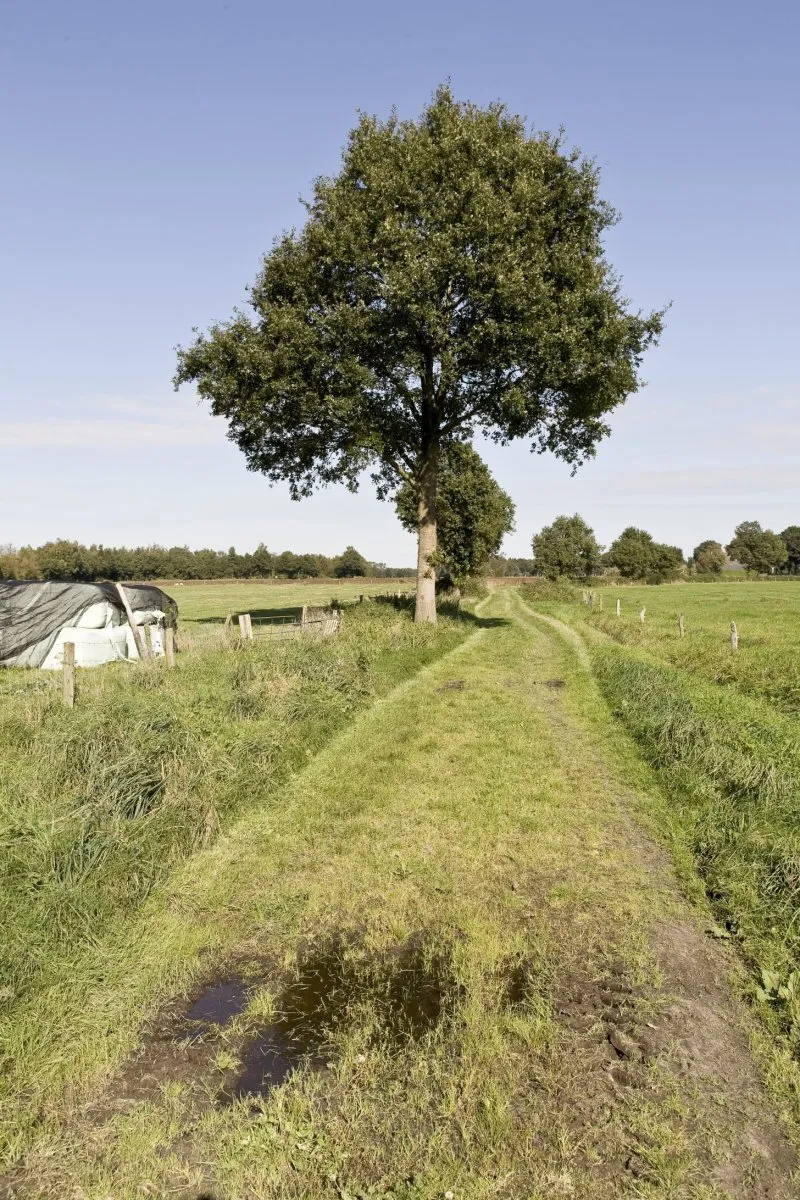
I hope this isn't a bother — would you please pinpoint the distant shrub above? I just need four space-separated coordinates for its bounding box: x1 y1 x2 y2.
519 578 581 603
460 575 490 599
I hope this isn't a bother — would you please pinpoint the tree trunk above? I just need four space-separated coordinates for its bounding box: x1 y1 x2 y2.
414 446 438 624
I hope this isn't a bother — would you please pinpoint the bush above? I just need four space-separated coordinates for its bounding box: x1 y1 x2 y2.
519 578 581 603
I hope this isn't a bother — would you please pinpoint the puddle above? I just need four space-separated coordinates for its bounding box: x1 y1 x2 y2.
182 977 249 1040
227 932 463 1100
227 1025 315 1098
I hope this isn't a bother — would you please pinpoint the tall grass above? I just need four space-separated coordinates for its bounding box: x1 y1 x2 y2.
0 605 466 1020
592 641 800 1048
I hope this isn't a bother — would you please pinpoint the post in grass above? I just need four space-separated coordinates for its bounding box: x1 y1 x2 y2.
62 642 75 708
640 606 646 624
165 626 176 668
238 613 253 641
679 613 685 639
616 597 621 617
730 620 739 651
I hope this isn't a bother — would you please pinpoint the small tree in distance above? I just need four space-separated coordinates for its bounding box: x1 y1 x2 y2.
607 527 685 582
175 86 664 623
780 526 800 575
692 539 726 574
727 521 788 575
395 442 515 583
531 515 601 580
334 546 369 578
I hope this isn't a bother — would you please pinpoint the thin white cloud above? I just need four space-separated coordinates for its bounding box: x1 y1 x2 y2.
0 392 223 448
739 421 800 441
0 418 222 448
601 464 799 497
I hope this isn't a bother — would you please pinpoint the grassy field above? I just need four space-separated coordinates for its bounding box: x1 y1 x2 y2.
4 589 796 1197
2 581 800 1196
172 579 416 626
584 580 800 714
520 580 800 1074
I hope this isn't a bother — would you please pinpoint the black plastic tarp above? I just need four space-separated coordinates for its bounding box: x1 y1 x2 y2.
0 580 177 667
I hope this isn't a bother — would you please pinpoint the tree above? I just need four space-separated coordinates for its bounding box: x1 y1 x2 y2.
649 543 685 582
334 546 369 577
395 442 514 582
531 514 602 580
605 527 654 579
692 539 726 574
780 526 800 575
606 527 684 582
175 86 664 623
727 521 788 575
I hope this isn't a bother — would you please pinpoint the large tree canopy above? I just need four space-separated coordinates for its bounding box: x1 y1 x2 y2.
692 539 726 574
395 441 515 582
607 527 685 582
779 526 800 574
727 521 788 575
175 86 664 621
531 514 602 580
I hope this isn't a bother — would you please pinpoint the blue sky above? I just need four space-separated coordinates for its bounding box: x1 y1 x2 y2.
1 0 797 562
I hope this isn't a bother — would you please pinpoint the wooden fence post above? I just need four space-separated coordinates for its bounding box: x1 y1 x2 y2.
640 607 646 624
165 626 176 668
679 613 685 639
239 613 251 641
730 621 739 651
115 582 149 660
143 624 153 657
301 605 308 630
224 612 233 631
598 594 603 610
62 642 75 707
616 597 621 617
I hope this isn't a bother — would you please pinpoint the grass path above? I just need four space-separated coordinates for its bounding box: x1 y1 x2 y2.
8 591 797 1198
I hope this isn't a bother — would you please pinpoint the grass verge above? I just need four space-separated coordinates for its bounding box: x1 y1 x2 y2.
0 603 468 1159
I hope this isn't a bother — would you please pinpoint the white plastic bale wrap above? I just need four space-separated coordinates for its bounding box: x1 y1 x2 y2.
41 627 131 670
0 581 177 668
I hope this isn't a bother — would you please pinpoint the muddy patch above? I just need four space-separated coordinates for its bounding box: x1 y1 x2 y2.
544 678 566 690
81 932 465 1117
436 678 466 693
227 931 464 1099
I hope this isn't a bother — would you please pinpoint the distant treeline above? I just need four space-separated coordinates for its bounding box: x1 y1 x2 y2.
486 555 537 576
0 540 414 582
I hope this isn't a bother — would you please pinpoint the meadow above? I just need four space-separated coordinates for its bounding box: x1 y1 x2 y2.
173 578 416 626
584 580 800 715
3 578 800 1196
